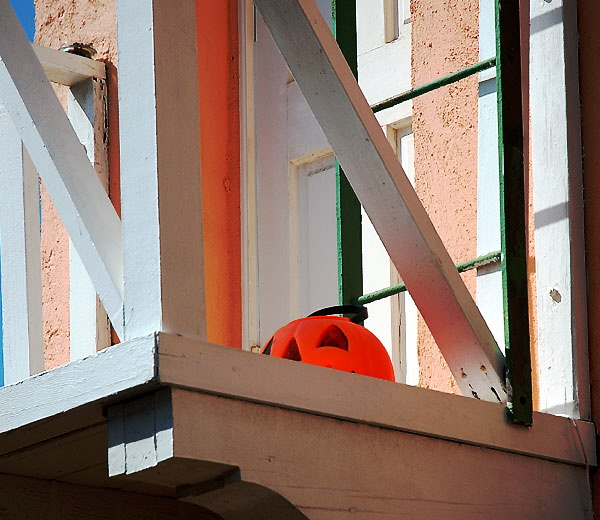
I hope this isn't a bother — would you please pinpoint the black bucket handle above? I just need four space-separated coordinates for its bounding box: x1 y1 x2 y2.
307 305 368 324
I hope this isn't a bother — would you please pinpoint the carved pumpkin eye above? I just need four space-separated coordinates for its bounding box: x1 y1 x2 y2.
262 337 273 355
316 325 348 351
282 338 302 361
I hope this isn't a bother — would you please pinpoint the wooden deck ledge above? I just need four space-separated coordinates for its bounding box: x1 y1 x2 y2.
0 333 595 518
0 332 595 468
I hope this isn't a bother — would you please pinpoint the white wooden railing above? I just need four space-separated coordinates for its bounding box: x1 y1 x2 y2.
0 0 120 384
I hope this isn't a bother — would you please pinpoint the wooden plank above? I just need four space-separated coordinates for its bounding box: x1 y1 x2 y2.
253 0 506 402
0 334 157 434
0 102 44 384
157 333 596 466
0 0 124 337
107 389 173 477
68 80 111 358
32 44 106 86
171 389 594 519
0 424 106 480
239 0 260 350
0 473 217 520
117 0 206 341
183 481 309 519
530 0 589 418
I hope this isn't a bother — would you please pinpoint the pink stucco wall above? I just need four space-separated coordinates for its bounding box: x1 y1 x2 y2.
34 0 119 367
411 0 479 394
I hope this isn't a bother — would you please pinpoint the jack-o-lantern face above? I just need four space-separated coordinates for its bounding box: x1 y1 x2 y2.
261 315 395 381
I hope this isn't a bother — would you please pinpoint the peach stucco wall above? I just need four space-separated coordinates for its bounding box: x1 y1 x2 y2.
411 0 479 393
34 0 119 367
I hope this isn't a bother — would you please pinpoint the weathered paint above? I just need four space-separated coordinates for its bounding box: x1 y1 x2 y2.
495 0 532 424
35 0 120 363
411 0 480 394
195 0 242 349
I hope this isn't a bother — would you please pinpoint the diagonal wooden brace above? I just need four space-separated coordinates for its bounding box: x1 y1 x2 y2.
254 0 507 402
0 0 124 338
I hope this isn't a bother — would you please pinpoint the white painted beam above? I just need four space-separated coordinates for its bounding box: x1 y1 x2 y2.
0 0 124 338
253 0 506 402
107 389 173 477
117 0 206 340
32 44 106 87
68 80 111 359
0 103 44 384
530 0 589 418
0 334 157 434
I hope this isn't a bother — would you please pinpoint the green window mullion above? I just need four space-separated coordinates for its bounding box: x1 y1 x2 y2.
495 0 533 425
331 0 363 311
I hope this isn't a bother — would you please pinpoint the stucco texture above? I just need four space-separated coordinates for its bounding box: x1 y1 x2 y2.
411 0 479 393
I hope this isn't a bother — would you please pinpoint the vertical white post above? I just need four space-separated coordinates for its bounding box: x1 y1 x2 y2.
118 0 206 340
530 0 589 418
0 102 44 384
68 79 110 359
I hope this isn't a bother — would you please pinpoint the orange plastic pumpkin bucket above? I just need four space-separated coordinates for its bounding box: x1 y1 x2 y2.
261 306 395 381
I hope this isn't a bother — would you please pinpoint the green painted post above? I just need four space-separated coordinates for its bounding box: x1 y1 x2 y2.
495 0 533 425
331 0 363 311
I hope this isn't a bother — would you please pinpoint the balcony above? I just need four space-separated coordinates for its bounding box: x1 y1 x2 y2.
0 0 595 518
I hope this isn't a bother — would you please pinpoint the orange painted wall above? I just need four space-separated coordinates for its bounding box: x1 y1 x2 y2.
411 0 479 394
196 0 242 349
34 0 242 358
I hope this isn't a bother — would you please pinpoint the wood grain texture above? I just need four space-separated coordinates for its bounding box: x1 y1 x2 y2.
107 389 173 476
530 0 589 419
0 334 157 434
253 0 506 402
33 43 106 86
171 388 593 520
157 333 596 466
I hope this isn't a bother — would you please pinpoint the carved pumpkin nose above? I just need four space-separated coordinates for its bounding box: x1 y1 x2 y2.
261 306 395 381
